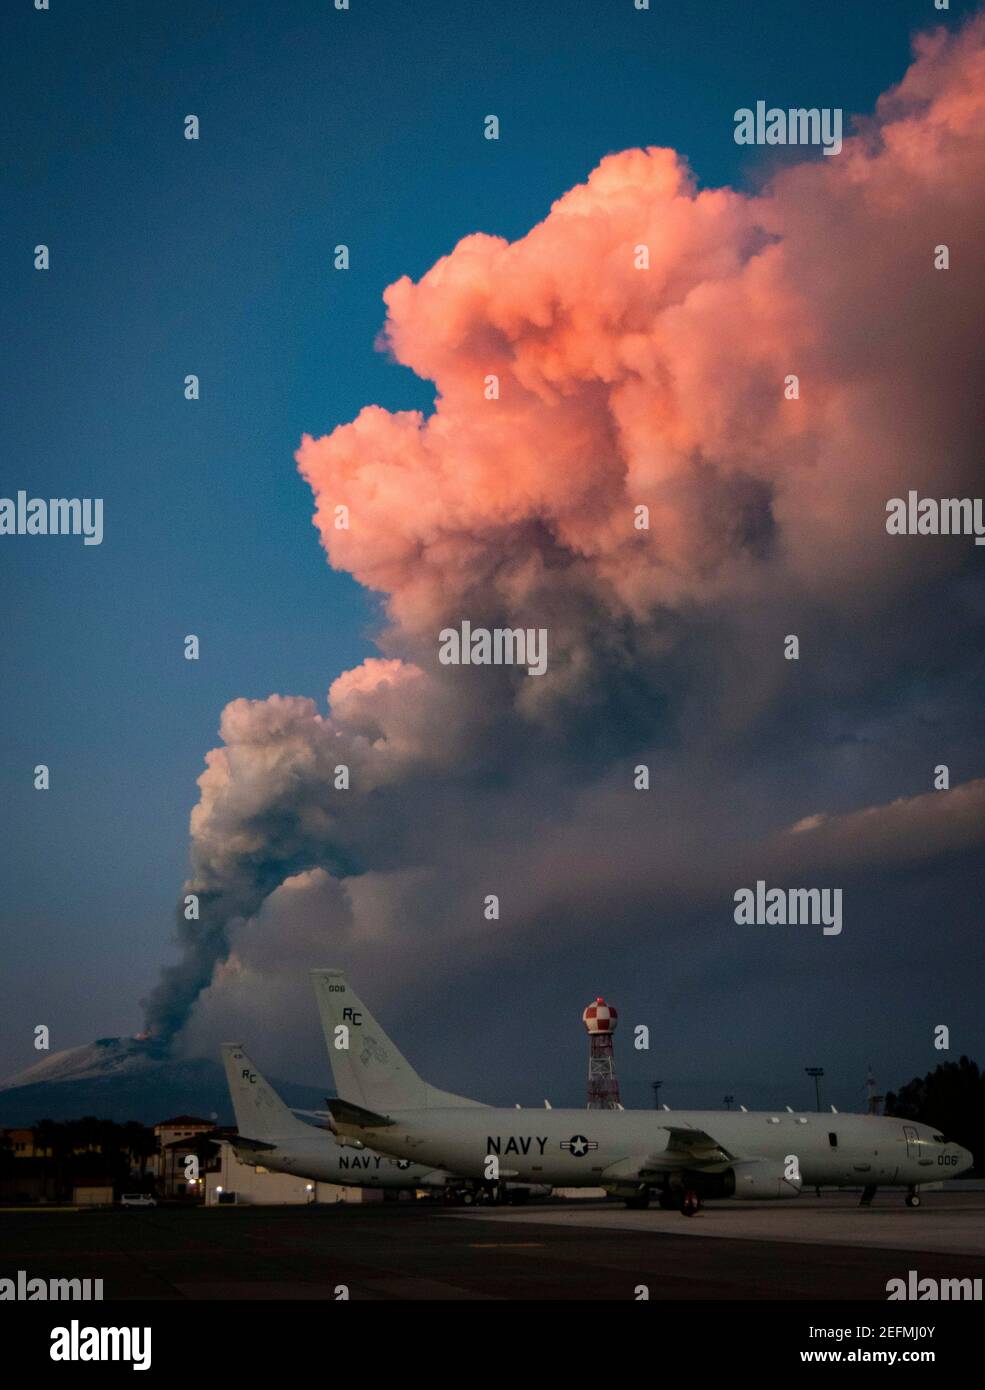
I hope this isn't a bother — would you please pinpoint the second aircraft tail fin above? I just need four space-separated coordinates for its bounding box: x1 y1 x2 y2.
221 1043 315 1144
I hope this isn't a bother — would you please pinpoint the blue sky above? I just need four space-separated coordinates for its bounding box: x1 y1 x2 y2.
1 0 981 1101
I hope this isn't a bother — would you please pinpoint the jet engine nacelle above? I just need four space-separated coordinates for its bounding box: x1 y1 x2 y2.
680 1161 802 1200
418 1170 453 1188
726 1159 802 1200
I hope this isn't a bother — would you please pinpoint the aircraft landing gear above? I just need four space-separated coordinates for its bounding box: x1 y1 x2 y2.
859 1184 878 1207
624 1188 651 1210
680 1189 701 1217
906 1189 921 1208
658 1190 677 1210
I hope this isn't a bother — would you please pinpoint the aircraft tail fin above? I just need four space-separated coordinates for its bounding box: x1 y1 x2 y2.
220 1043 314 1144
310 970 485 1114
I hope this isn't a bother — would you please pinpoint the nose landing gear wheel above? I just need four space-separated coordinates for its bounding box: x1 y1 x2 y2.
680 1190 701 1217
906 1192 921 1208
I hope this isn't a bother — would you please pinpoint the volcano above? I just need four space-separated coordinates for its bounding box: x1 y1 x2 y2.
0 1037 327 1126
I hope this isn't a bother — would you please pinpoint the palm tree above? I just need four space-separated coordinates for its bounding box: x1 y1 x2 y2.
121 1121 157 1186
33 1119 68 1200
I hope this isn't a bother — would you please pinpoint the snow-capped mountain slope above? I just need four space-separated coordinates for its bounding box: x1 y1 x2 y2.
0 1037 327 1126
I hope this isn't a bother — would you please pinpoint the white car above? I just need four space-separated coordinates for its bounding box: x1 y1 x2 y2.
120 1193 157 1208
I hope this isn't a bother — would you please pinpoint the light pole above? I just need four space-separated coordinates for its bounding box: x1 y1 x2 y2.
805 1066 824 1113
723 1094 734 1110
652 1080 663 1110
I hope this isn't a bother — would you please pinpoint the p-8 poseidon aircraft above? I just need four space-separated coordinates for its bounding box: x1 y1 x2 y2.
220 1043 455 1194
311 971 973 1214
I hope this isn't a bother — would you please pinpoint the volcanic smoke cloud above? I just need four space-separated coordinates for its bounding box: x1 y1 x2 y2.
145 17 985 1046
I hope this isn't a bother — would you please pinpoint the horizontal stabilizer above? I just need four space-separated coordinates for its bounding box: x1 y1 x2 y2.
326 1097 395 1130
291 1107 333 1129
227 1135 277 1153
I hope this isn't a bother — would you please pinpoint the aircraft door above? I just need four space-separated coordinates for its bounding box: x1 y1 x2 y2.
903 1126 920 1162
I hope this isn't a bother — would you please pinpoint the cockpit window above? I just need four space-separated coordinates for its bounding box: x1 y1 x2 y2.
933 1134 948 1143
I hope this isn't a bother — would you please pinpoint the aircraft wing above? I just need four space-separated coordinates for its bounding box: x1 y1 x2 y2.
659 1126 736 1165
610 1126 736 1181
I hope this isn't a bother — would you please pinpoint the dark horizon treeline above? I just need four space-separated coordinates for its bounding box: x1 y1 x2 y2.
885 1056 984 1173
0 1117 159 1202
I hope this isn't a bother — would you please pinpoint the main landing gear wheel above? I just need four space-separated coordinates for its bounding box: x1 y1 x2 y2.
906 1192 921 1208
624 1190 651 1210
680 1190 701 1217
658 1190 677 1210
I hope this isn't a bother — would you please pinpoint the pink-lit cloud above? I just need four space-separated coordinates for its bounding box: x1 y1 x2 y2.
146 15 985 1044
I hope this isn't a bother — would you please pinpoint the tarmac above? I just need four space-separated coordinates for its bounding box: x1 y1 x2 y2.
2 1191 984 1300
452 1191 985 1257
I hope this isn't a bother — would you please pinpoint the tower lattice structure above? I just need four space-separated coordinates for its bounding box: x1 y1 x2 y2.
583 996 620 1109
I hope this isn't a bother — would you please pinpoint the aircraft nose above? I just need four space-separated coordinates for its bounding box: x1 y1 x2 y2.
957 1146 975 1174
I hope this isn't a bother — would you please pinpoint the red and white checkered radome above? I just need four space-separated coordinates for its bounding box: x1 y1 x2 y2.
582 996 618 1033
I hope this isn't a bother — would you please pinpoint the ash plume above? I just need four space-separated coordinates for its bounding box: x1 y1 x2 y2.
145 16 985 1046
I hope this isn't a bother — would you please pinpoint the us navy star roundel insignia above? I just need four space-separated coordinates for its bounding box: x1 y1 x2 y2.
560 1135 598 1156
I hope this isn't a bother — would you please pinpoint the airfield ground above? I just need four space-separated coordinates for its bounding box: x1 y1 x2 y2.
453 1190 985 1256
2 1192 983 1300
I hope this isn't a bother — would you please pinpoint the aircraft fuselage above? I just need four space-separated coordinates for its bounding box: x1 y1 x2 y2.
332 1107 972 1193
225 1135 446 1190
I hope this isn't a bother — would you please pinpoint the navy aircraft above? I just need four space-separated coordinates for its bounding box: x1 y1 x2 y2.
220 1043 456 1195
311 971 974 1214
